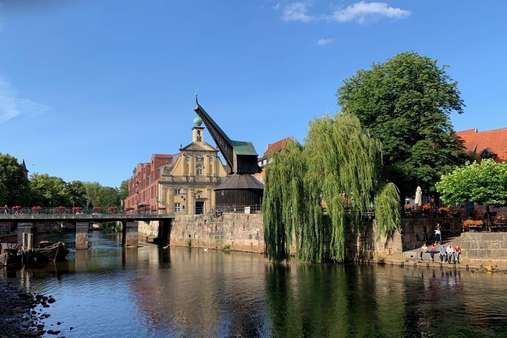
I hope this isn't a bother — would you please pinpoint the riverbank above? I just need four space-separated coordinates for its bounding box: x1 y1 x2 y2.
370 252 507 273
0 279 58 337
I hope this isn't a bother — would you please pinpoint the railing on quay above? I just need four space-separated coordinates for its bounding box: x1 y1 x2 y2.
0 206 173 221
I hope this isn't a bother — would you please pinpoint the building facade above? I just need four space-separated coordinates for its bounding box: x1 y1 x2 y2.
158 120 228 215
124 118 227 215
124 154 177 212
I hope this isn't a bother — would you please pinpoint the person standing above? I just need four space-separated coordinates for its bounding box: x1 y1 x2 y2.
434 224 442 243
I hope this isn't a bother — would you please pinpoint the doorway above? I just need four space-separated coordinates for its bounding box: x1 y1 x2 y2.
195 201 204 215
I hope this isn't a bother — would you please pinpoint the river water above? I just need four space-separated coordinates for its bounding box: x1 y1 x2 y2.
2 232 507 338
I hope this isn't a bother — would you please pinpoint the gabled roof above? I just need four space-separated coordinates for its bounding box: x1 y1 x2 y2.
180 142 217 152
457 128 507 161
262 137 291 159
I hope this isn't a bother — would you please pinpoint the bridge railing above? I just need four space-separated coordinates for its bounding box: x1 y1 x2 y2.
0 207 169 217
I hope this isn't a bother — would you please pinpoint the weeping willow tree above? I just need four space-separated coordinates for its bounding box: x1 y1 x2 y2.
263 140 305 259
263 113 400 262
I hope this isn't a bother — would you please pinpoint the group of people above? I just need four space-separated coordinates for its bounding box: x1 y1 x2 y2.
420 242 461 264
419 223 462 264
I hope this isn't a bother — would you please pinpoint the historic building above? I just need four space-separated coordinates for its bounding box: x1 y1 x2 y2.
457 128 507 162
124 154 177 212
158 117 227 214
257 137 290 169
124 117 227 215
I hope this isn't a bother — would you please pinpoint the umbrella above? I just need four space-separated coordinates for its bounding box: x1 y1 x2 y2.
415 186 422 207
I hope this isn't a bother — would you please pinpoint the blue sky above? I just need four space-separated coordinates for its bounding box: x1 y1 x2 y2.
0 0 506 187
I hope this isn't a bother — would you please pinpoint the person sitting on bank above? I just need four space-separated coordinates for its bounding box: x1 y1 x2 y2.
454 244 461 264
434 224 442 243
439 244 446 263
420 243 428 260
429 243 437 262
446 244 454 264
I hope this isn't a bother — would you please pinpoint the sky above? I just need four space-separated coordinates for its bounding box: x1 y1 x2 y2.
0 0 506 187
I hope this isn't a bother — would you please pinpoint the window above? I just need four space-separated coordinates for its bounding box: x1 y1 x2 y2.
196 164 203 176
174 203 182 212
196 156 204 176
175 188 184 195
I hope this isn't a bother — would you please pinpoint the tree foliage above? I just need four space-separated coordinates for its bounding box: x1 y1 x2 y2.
0 153 30 206
83 182 121 208
263 140 305 260
263 113 401 263
118 180 129 202
30 174 69 207
436 160 507 207
338 52 467 196
0 153 125 208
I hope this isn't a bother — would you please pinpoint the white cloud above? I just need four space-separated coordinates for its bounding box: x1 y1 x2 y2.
332 1 410 24
0 78 49 124
282 2 314 23
317 37 334 46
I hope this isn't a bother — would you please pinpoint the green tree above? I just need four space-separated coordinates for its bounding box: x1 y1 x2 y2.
338 52 467 197
118 180 129 203
436 160 507 223
30 174 69 207
83 182 121 208
0 154 30 206
65 180 88 207
263 113 400 263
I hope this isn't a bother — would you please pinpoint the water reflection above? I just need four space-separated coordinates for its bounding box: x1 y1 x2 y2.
2 232 507 337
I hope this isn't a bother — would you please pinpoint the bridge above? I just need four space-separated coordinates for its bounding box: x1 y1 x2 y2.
0 208 174 250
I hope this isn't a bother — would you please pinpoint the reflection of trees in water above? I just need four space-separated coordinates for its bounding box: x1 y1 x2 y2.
265 264 406 337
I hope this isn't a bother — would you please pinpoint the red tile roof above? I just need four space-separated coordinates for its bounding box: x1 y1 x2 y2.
456 128 507 161
263 137 291 159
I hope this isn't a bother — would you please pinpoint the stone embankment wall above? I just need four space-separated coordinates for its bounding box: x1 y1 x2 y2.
170 214 264 253
455 232 507 261
138 214 507 271
138 221 160 243
352 216 462 263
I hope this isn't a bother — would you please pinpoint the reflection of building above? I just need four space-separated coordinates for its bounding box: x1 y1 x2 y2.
124 117 227 215
457 128 507 162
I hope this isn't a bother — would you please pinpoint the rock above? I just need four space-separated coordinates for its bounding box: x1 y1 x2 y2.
57 321 62 325
47 329 61 335
48 297 56 304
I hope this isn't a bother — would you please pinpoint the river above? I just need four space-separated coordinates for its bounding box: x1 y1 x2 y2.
1 232 507 337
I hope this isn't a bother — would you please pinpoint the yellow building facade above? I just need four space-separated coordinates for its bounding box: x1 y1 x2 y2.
158 121 228 215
